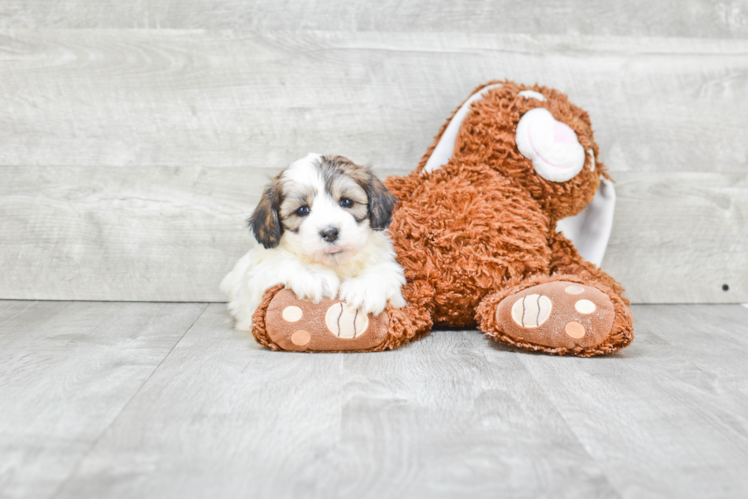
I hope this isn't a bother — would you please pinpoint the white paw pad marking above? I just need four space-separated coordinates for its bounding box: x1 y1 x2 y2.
565 285 585 295
282 306 303 322
575 299 596 314
511 294 552 328
325 303 369 339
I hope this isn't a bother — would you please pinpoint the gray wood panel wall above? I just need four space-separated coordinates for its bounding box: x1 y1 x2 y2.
0 5 746 303
1 1 747 37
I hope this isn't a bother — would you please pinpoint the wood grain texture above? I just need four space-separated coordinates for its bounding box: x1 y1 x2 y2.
20 302 740 498
1 167 745 303
0 165 267 302
519 303 748 497
54 303 618 498
0 300 207 498
0 30 745 303
0 30 746 174
0 0 747 38
603 172 748 303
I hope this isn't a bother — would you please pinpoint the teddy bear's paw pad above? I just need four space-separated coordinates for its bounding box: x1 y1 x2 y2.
264 289 389 351
496 281 615 349
325 302 369 339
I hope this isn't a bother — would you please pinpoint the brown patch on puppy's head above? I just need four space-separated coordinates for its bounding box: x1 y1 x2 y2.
366 175 398 230
278 184 316 233
319 155 397 230
249 174 284 248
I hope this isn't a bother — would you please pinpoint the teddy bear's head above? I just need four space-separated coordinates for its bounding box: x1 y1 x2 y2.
449 81 609 221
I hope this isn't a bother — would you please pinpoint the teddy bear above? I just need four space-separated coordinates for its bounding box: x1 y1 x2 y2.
250 80 634 356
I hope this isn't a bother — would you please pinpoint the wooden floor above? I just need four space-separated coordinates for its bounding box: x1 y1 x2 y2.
1 301 747 498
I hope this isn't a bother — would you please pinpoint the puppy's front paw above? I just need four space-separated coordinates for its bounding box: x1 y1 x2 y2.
287 271 340 303
338 278 388 316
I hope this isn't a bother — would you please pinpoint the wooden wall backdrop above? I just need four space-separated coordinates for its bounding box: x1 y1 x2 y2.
0 2 746 304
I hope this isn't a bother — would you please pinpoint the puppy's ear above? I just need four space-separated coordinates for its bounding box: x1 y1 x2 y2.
366 174 398 230
249 178 284 248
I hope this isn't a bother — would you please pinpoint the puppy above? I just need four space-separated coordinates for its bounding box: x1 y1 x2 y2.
221 153 407 331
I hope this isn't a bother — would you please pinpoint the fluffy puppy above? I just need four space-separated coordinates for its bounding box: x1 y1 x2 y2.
221 153 407 331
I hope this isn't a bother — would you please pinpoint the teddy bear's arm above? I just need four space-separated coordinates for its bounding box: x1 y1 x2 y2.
548 230 629 306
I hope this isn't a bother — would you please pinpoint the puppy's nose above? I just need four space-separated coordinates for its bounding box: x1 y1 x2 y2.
319 226 339 243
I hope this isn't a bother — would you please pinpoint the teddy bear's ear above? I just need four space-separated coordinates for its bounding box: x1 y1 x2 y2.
423 82 505 175
366 175 398 230
556 178 616 266
249 178 284 248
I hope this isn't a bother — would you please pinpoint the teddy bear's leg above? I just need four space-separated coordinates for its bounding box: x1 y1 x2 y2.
475 274 633 356
547 230 630 305
250 285 432 352
475 231 634 356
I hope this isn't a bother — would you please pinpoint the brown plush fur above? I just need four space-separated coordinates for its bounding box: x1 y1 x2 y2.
252 80 634 356
383 80 634 355
251 284 285 350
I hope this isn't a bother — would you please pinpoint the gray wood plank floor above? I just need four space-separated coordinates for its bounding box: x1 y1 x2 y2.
2 301 747 498
0 300 208 498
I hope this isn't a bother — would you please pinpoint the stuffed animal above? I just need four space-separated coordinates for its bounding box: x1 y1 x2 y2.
251 81 634 356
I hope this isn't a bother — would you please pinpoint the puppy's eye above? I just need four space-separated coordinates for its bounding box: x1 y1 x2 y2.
295 206 310 216
339 198 353 208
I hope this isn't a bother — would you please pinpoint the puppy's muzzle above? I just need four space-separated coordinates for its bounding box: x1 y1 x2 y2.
319 226 339 243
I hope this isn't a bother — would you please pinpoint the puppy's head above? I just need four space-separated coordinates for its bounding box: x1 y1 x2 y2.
249 153 397 266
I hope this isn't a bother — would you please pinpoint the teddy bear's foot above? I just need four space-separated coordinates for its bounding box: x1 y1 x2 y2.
496 280 615 349
251 285 412 352
476 277 634 356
